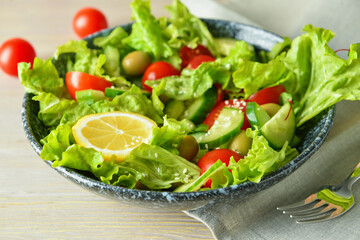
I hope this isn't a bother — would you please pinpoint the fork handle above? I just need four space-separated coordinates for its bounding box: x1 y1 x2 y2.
348 162 360 188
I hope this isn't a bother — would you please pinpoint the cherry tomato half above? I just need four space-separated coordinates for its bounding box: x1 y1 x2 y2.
197 149 243 188
73 7 108 38
246 85 286 105
142 61 180 92
186 54 215 69
65 71 113 100
179 44 213 69
204 99 250 130
0 38 36 77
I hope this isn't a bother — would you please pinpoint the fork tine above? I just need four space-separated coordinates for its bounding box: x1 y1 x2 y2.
286 203 329 217
293 208 337 223
277 194 319 212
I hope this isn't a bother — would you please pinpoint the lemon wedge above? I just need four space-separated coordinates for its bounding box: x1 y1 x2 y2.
72 111 157 162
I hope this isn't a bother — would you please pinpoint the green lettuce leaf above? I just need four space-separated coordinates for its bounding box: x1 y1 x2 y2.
91 85 163 123
54 40 100 75
150 116 194 154
147 61 231 100
93 27 130 48
218 40 257 71
40 123 75 161
232 53 294 98
123 0 180 67
42 125 138 188
165 0 219 56
93 27 133 77
53 39 129 86
174 160 233 192
33 92 95 128
283 25 360 125
18 58 66 97
121 143 201 189
53 144 122 184
228 128 299 183
267 37 292 60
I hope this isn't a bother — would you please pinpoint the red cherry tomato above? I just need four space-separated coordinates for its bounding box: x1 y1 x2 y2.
186 55 215 69
142 61 180 92
0 38 36 77
246 85 286 105
214 83 225 105
73 7 108 38
197 149 243 188
65 71 113 100
179 44 213 69
204 99 250 130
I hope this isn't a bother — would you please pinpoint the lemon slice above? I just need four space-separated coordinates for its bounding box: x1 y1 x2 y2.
72 111 157 162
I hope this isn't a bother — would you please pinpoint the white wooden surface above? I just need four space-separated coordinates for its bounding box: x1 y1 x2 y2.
0 1 213 239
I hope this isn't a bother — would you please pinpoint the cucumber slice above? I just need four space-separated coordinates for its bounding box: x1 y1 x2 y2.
75 89 106 105
192 107 244 150
246 102 271 129
260 102 296 149
164 99 185 119
105 87 150 98
279 92 293 105
180 86 218 124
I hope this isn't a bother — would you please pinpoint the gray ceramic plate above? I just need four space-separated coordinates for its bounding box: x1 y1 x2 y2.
22 19 334 211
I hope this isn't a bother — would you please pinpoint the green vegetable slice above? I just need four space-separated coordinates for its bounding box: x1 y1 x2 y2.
192 107 244 150
260 102 296 149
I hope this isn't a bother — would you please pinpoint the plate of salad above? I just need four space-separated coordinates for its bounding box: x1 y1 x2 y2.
22 0 360 209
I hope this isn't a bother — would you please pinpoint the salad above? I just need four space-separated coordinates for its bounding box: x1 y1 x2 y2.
20 0 360 192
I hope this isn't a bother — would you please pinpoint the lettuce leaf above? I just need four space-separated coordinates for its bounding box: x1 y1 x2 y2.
218 40 257 71
93 27 133 78
123 0 180 67
18 58 66 97
54 40 100 75
283 25 360 125
122 143 200 189
33 92 95 128
53 39 130 87
40 123 75 161
232 53 294 98
53 144 122 184
174 160 233 192
150 116 194 154
228 128 299 184
147 61 231 100
165 0 220 56
91 85 163 123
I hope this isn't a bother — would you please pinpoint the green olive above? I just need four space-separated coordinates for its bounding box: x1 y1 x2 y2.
228 130 252 156
177 135 199 162
122 51 152 76
260 103 281 117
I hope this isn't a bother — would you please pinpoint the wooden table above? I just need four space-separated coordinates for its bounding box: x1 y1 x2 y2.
0 1 213 239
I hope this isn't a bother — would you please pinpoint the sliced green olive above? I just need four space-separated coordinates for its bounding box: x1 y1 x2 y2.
228 130 252 156
260 103 281 117
122 51 152 76
177 135 199 162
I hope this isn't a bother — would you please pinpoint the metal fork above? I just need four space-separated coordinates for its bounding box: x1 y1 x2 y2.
277 162 360 223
